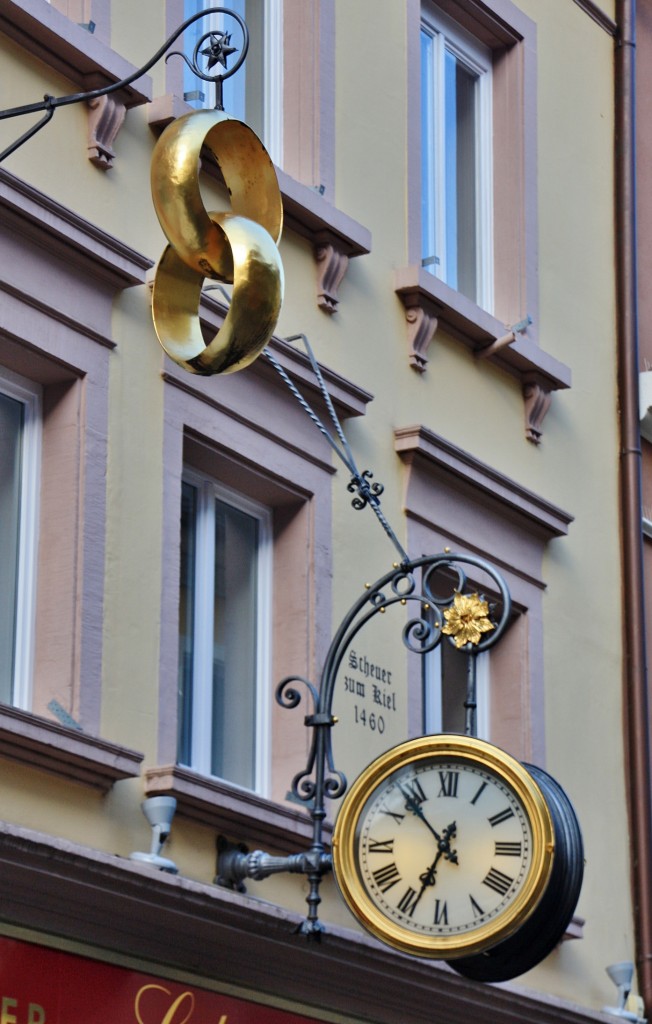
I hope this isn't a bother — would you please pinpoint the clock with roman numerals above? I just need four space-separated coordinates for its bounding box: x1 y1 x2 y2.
332 734 583 977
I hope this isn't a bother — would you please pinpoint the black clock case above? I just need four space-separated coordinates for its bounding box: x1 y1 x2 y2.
450 763 584 983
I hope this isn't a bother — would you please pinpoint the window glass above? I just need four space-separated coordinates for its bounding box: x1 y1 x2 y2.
0 372 41 709
178 472 271 791
424 641 490 740
178 481 196 764
421 7 492 310
0 393 24 703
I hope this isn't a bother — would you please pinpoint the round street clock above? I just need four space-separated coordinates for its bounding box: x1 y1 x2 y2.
332 734 583 982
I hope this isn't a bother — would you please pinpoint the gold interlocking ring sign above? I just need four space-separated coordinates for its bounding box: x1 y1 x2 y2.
150 109 284 375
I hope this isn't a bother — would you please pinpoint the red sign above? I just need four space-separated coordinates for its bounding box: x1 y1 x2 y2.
0 937 325 1023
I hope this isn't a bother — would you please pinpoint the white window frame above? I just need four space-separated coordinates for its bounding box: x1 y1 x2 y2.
424 644 490 740
181 468 273 794
184 0 283 167
0 368 41 711
420 4 494 312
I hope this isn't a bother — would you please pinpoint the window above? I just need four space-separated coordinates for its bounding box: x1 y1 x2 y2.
0 370 41 711
178 470 272 791
183 0 283 165
395 425 573 763
421 5 493 310
424 643 490 738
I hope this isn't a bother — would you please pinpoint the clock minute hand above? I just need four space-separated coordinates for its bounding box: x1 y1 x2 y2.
398 783 442 843
405 822 460 917
398 787 459 862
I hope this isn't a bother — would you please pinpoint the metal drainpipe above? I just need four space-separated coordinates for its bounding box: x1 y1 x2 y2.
615 0 652 1011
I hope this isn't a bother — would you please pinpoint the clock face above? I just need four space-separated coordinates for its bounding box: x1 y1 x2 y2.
332 735 555 959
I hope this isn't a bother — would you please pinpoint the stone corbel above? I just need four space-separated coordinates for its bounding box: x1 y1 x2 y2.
396 290 440 373
314 234 350 314
523 381 552 445
87 94 127 169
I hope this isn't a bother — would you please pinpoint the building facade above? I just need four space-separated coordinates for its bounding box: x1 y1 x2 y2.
0 0 646 1021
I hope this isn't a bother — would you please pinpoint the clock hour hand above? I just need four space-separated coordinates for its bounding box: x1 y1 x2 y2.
418 822 459 892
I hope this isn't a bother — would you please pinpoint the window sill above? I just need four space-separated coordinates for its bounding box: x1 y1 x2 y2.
0 704 143 790
0 0 152 168
144 765 330 854
147 94 372 314
394 266 571 444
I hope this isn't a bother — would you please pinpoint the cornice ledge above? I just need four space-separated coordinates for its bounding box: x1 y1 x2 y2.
0 168 151 288
394 267 571 443
0 0 151 106
0 823 609 1024
571 0 618 35
147 95 371 314
144 764 328 854
394 425 574 541
0 705 143 791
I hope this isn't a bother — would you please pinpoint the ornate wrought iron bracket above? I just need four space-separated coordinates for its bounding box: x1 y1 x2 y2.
207 321 513 935
0 7 247 163
217 548 512 936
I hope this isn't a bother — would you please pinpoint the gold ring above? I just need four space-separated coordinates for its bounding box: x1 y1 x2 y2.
150 109 284 374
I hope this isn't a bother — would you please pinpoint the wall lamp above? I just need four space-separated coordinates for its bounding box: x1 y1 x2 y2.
130 796 178 875
603 962 647 1023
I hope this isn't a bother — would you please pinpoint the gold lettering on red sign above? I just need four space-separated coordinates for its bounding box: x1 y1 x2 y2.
134 984 198 1024
1 997 17 1024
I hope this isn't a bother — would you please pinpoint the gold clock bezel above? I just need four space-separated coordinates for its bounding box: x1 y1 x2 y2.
331 734 555 959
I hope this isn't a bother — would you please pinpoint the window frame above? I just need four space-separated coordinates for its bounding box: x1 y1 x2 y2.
179 468 273 794
398 1 571 441
0 168 147 789
420 3 494 311
395 424 573 764
0 367 42 712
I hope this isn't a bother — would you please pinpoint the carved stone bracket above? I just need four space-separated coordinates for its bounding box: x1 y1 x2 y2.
314 236 349 314
523 381 552 445
396 289 440 373
87 95 127 169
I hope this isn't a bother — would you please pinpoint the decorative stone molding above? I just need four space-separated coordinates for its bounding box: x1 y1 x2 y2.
397 289 441 372
315 236 349 314
523 381 552 446
86 94 126 169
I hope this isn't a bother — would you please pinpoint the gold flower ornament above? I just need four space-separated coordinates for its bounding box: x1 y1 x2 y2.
441 593 495 649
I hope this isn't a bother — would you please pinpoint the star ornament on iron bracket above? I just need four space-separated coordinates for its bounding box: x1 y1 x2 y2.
200 31 237 71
